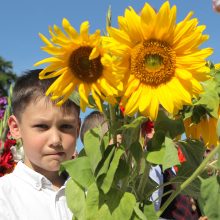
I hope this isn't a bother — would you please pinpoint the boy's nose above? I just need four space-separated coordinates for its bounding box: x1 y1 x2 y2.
50 129 62 147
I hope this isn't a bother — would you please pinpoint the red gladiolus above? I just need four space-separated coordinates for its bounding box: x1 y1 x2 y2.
0 138 17 176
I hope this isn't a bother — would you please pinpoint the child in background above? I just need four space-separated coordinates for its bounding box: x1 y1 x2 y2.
0 69 80 220
80 110 108 144
80 110 122 146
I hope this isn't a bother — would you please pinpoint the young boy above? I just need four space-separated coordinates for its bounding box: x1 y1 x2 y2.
0 69 81 220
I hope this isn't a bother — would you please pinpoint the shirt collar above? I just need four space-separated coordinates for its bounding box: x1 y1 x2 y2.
13 161 53 190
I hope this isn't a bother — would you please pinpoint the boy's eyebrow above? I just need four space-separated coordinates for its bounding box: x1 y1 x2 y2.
31 117 78 123
61 118 78 123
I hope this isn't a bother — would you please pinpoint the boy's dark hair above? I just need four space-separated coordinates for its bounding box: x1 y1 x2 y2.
80 111 108 143
12 69 80 121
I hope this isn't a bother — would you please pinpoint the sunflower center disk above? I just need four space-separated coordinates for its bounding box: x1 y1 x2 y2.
131 40 176 87
69 46 103 83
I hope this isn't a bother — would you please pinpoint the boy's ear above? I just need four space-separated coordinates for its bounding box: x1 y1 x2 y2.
8 115 21 139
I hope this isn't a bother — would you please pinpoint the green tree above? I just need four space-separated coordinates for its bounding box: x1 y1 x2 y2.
0 56 16 96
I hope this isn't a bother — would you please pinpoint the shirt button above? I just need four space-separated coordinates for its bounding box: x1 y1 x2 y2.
35 183 41 190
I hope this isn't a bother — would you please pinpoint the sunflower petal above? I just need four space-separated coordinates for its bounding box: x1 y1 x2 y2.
175 68 192 80
39 33 53 46
156 85 174 113
89 47 100 60
34 57 62 66
78 83 90 105
91 87 103 112
62 18 79 39
125 86 143 115
80 21 89 42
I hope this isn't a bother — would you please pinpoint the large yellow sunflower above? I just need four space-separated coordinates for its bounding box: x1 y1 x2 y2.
104 1 213 120
34 18 123 111
184 114 219 149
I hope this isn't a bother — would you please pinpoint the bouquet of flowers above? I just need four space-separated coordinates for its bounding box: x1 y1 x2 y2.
34 1 220 219
0 86 24 176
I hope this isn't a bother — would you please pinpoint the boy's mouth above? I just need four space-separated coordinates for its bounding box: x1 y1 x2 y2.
46 152 65 157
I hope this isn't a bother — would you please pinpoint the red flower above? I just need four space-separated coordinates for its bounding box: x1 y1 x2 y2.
4 139 16 150
177 146 186 163
141 119 154 137
0 136 17 176
174 146 186 172
0 149 13 168
119 105 125 114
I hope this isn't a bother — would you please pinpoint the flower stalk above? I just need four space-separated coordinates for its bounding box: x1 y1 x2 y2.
137 162 150 201
109 104 117 145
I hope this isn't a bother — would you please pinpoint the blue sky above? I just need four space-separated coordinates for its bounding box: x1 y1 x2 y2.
1 0 219 150
1 0 219 75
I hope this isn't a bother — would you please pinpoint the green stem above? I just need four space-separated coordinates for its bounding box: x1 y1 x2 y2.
145 180 180 200
137 162 150 201
121 151 132 191
152 189 175 205
109 104 117 145
157 145 220 217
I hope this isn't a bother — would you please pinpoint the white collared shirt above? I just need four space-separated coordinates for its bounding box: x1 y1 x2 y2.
0 161 73 220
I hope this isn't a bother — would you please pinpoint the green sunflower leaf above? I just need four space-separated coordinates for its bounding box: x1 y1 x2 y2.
200 176 220 220
130 141 144 163
143 202 158 220
111 192 136 220
65 179 86 220
85 182 100 219
84 126 109 173
61 156 95 188
146 137 179 170
95 145 115 179
155 110 185 139
100 148 124 194
95 204 112 220
133 204 147 220
162 137 180 171
195 79 219 118
118 116 147 148
69 90 80 106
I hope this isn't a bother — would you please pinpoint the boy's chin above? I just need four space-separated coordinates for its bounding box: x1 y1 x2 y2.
45 160 63 172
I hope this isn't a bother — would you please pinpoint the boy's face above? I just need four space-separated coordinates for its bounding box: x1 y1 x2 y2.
9 98 80 175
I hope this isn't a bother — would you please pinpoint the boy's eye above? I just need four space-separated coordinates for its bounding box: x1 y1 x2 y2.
61 124 74 130
60 124 76 133
34 124 49 130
